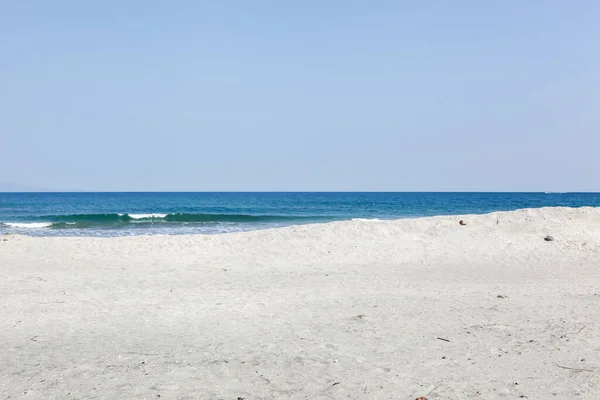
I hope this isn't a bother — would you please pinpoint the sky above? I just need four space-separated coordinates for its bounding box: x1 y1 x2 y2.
1 1 599 192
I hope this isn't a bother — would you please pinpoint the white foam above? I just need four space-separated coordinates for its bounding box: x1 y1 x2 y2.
5 222 53 228
351 218 383 222
128 213 168 219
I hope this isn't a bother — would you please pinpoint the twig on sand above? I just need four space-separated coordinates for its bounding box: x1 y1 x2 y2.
124 352 159 356
561 325 586 339
567 326 586 335
424 385 438 396
554 363 594 372
437 337 450 342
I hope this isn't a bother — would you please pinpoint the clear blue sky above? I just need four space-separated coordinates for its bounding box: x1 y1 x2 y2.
1 1 599 191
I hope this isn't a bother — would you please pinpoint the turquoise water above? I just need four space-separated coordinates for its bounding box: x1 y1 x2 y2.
1 192 599 237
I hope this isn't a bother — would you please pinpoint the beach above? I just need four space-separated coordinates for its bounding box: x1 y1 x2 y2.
1 206 599 399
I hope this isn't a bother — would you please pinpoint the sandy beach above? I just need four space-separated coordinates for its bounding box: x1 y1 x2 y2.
1 207 599 399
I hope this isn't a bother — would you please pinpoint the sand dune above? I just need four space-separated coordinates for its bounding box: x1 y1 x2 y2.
1 207 599 399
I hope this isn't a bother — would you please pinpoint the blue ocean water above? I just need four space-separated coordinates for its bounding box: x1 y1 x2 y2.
1 192 599 237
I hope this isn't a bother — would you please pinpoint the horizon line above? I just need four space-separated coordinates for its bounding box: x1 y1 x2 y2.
1 190 597 194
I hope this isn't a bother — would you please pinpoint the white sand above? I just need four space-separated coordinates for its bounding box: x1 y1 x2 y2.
1 207 599 399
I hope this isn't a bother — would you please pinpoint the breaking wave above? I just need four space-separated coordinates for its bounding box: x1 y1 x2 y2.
1 213 333 229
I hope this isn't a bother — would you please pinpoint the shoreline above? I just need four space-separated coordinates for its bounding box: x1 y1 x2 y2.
3 205 599 240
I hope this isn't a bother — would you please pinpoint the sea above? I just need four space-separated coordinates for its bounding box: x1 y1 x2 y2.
1 192 599 237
